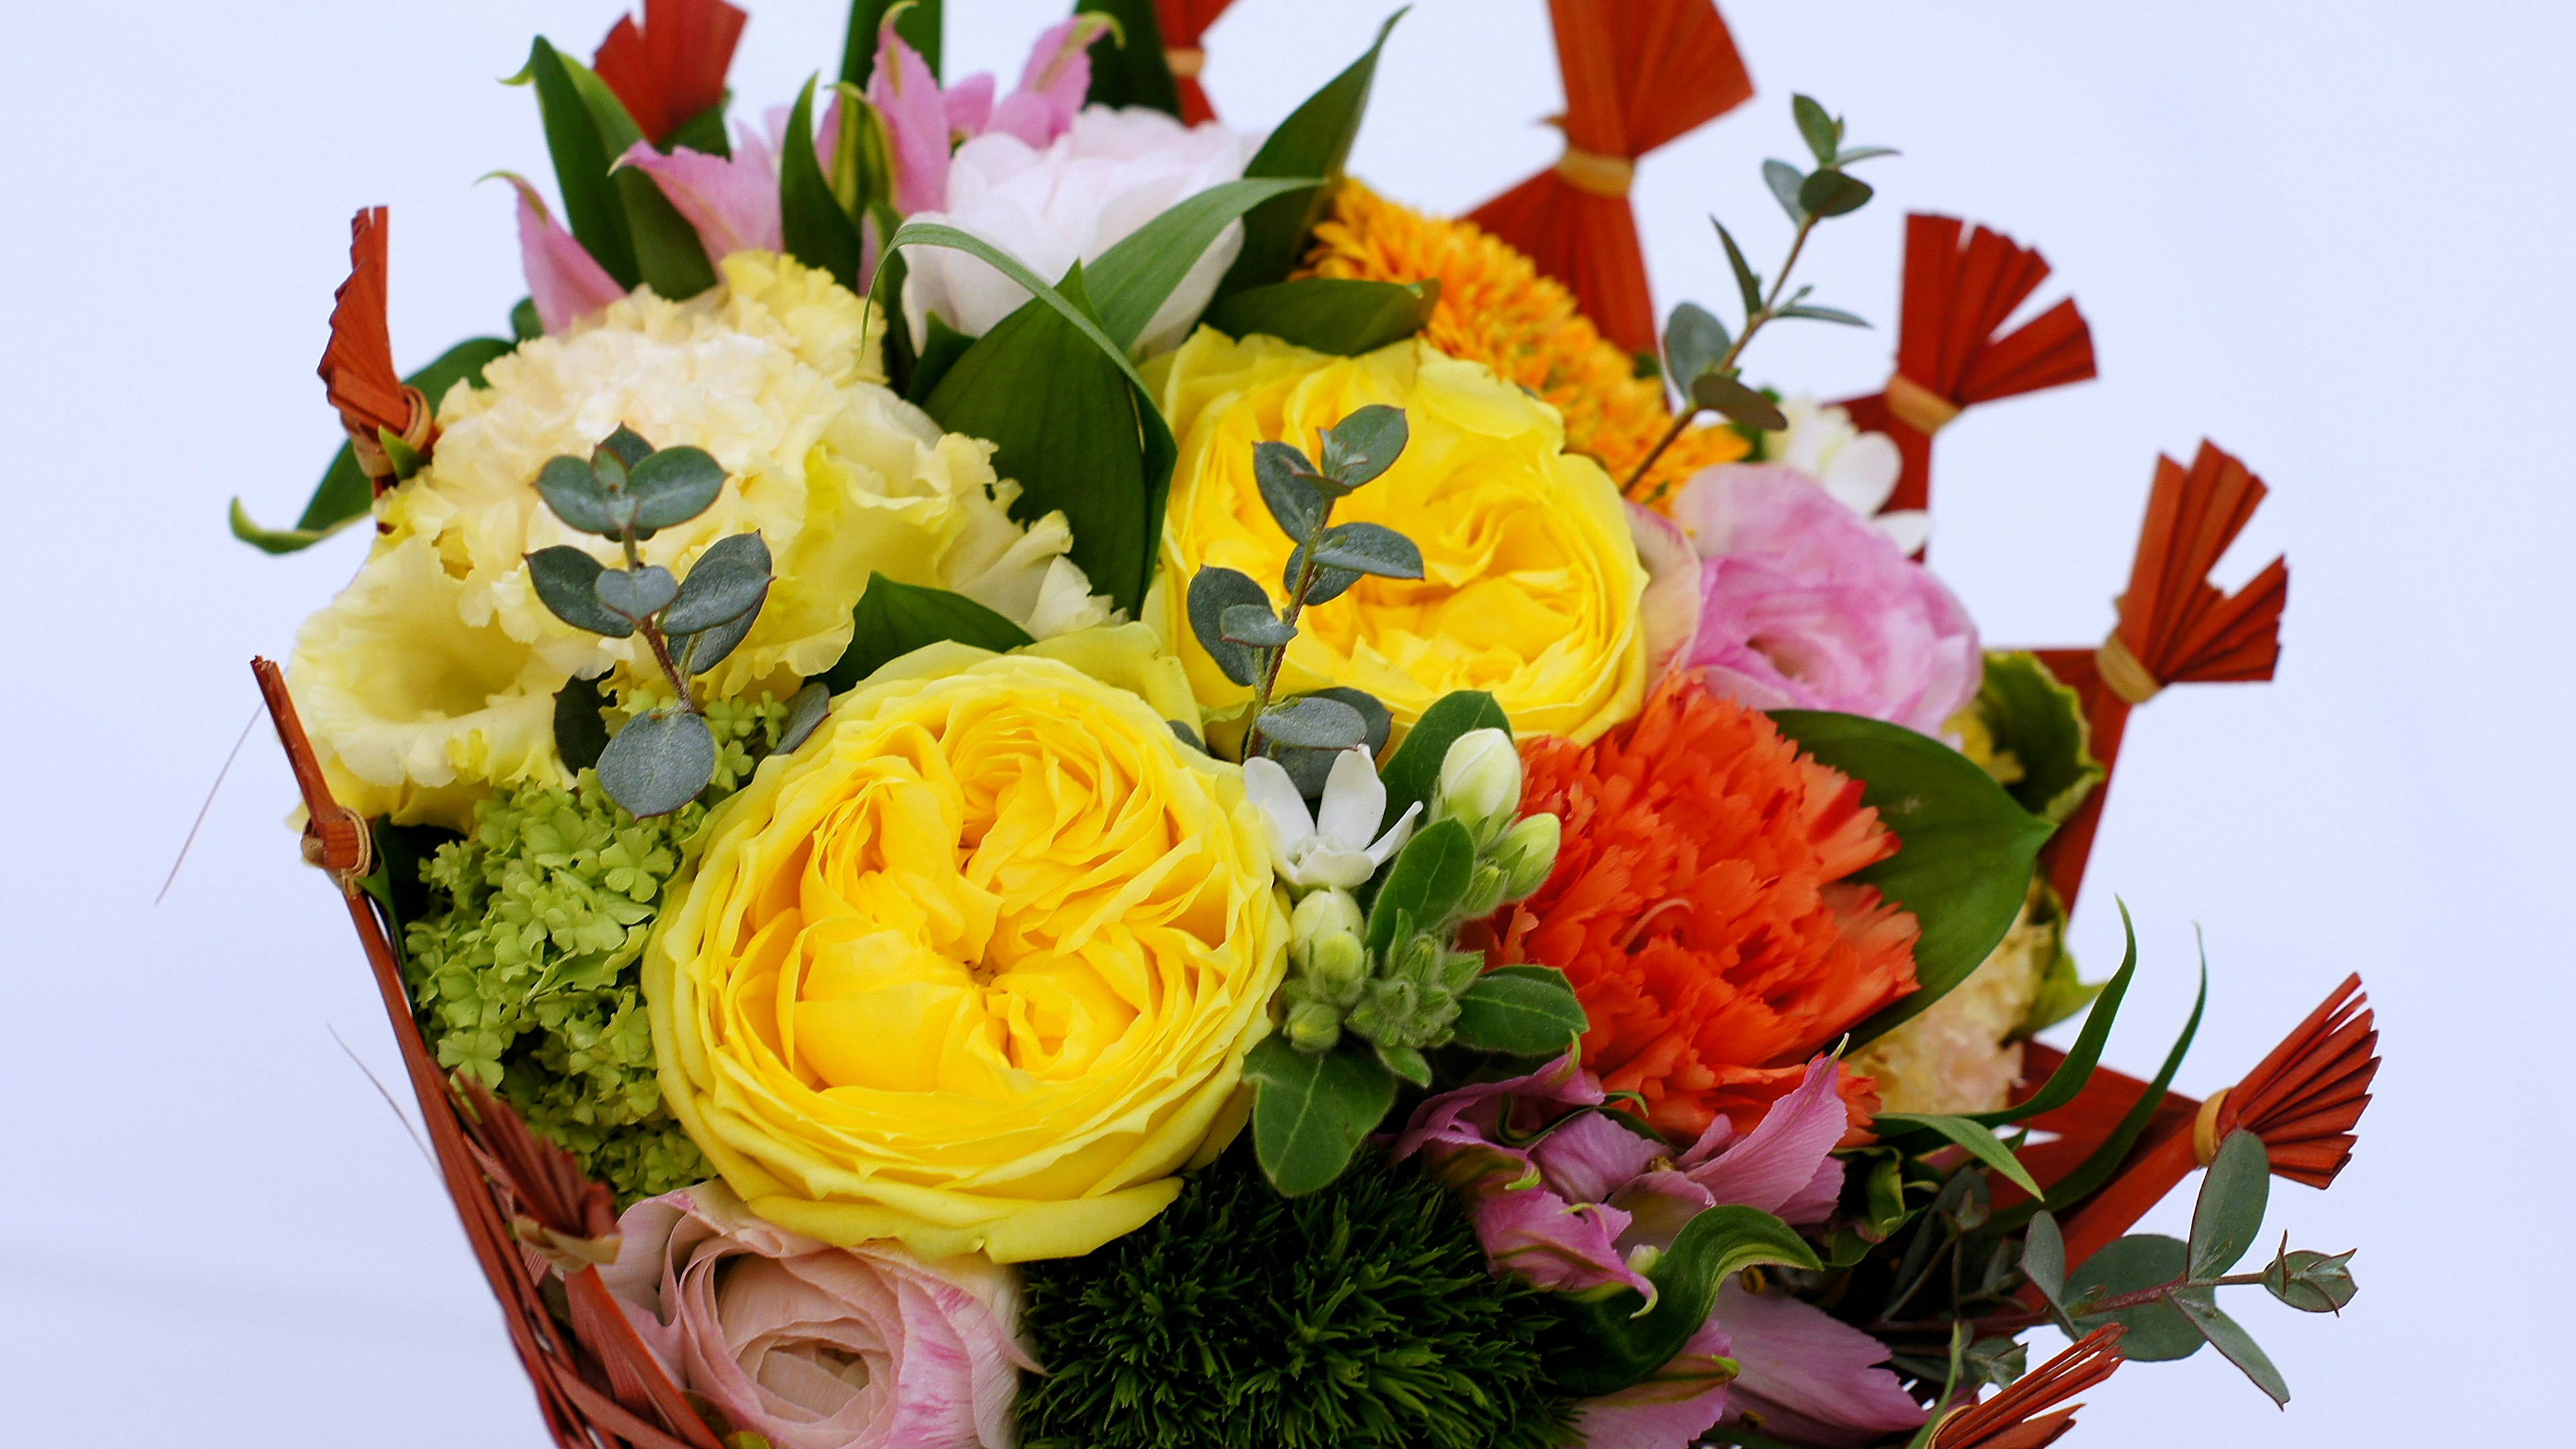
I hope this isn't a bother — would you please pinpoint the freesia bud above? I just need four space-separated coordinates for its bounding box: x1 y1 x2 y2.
1286 1000 1343 1053
1291 886 1366 945
1495 812 1562 902
1434 728 1521 845
1458 863 1508 922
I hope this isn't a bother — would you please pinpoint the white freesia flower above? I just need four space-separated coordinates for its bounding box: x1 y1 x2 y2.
902 107 1263 356
1764 395 1929 554
1242 747 1424 892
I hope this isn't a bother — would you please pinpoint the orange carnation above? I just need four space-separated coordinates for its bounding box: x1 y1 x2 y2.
1470 680 1921 1140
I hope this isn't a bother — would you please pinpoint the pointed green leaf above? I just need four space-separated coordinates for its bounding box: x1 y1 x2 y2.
1712 217 1762 318
1690 372 1788 429
1215 10 1404 300
2023 1210 2072 1326
2191 1129 2273 1281
1242 1035 1397 1195
780 75 868 288
1992 953 2207 1232
1798 167 1874 219
1876 1113 2045 1199
1954 900 2139 1127
1321 404 1409 486
1205 276 1440 356
1077 0 1181 116
1792 95 1840 166
517 37 638 285
1777 303 1870 327
905 311 976 403
2170 1293 2291 1406
233 336 514 553
839 0 941 85
1762 160 1807 225
826 576 1036 692
1449 965 1587 1057
1086 176 1316 350
1378 690 1509 831
1366 817 1476 956
663 532 773 634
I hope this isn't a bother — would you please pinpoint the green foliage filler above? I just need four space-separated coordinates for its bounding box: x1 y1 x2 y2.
1017 1148 1574 1449
402 693 786 1204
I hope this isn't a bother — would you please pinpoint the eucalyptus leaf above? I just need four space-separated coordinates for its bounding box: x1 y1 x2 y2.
552 675 612 771
1798 167 1874 219
597 710 717 819
1540 1206 1821 1397
1690 372 1788 430
595 425 653 471
594 565 679 623
663 533 773 635
1085 176 1316 350
1377 690 1509 831
1662 302 1731 390
1258 695 1368 750
1312 521 1424 579
2023 1210 2071 1326
777 680 831 754
1762 159 1808 224
1281 542 1364 606
1449 965 1587 1057
526 547 634 637
1712 218 1763 318
1215 11 1402 300
1777 303 1870 327
1366 818 1476 957
678 602 761 676
1792 95 1841 165
1254 441 1329 541
826 576 1035 692
1220 602 1295 649
625 446 729 531
1874 1113 2045 1199
1187 567 1274 686
2170 1293 2291 1406
2191 1130 2273 1281
1769 710 2056 1043
2261 1246 2358 1314
537 455 620 536
2069 1234 2203 1361
1242 1035 1397 1196
1205 277 1440 356
1321 404 1409 487
1305 686 1391 754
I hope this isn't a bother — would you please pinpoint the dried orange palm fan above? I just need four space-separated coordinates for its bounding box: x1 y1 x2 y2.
251 657 720 1449
318 208 434 492
2030 441 2288 911
592 0 749 147
1466 0 1753 356
1838 214 2097 532
1157 0 1236 124
1930 1325 2127 1449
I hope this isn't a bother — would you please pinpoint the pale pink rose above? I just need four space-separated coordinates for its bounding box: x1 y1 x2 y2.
600 1181 1034 1449
1670 463 1981 737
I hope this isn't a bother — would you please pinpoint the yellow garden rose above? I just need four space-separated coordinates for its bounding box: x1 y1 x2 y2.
1148 330 1648 743
646 626 1288 1263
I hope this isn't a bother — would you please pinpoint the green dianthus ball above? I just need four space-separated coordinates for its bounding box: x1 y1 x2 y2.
1018 1147 1575 1449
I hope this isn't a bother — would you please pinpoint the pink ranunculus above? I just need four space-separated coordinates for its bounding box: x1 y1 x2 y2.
600 1181 1034 1449
1670 462 1982 737
498 173 627 334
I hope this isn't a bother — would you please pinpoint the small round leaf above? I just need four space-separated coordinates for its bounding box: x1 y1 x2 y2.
597 710 717 818
625 445 729 530
594 564 679 622
526 547 634 637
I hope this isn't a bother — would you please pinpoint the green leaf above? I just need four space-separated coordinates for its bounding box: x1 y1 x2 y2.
526 547 634 637
1662 302 1731 389
233 337 514 553
826 576 1036 692
1187 567 1273 686
1258 694 1367 749
1970 652 2104 825
1312 521 1423 578
1219 602 1294 649
1770 711 2055 1042
553 676 612 772
1953 900 2139 1128
1366 818 1476 957
511 298 543 341
1762 160 1807 225
840 0 941 85
677 604 761 676
1322 404 1409 486
1205 277 1440 356
1875 1114 2045 1199
2068 1234 2203 1361
1690 372 1788 430
1085 176 1316 350
1791 95 1840 165
1375 1040 1433 1088
537 40 717 299
1711 218 1762 319
780 75 867 289
1379 690 1509 832
1540 1205 1820 1397
663 532 773 634
1448 965 1586 1057
1281 541 1362 606
663 101 731 158
1215 10 1404 300
1254 442 1329 542
1994 953 2206 1230
517 37 639 286
2191 1129 2272 1281
1833 146 1901 165
1077 0 1181 117
1798 167 1873 219
1777 303 1869 327
778 680 832 754
906 312 977 403
598 710 718 819
593 564 679 622
2261 1244 2358 1314
2023 1210 2072 1327
625 445 729 531
2170 1293 2291 1406
1242 1035 1397 1195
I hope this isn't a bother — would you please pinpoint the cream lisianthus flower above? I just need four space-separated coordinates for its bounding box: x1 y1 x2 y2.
289 534 568 825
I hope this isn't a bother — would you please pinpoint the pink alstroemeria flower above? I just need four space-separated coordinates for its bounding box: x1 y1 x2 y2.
1397 1053 1920 1449
869 14 1111 213
615 123 783 261
496 174 627 334
600 1180 1034 1449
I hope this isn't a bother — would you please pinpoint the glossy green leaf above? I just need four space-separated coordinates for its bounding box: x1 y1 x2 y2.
1379 690 1509 833
1972 651 2104 824
232 336 515 553
905 312 976 404
1769 710 2056 1043
2192 1130 2273 1281
553 676 611 771
1242 1034 1397 1195
826 576 1036 692
517 37 638 285
1662 302 1730 389
1449 965 1587 1057
598 710 718 819
839 0 941 85
527 547 633 637
1992 953 2206 1232
1876 1113 2045 1199
534 40 716 299
1077 0 1181 116
1086 176 1315 350
663 101 731 157
780 75 867 289
1690 372 1788 430
663 532 772 634
1187 566 1272 686
1953 900 2138 1128
1762 160 1807 225
2069 1234 2203 1361
1215 10 1403 299
1541 1205 1821 1397
1366 818 1475 956
1205 277 1438 356
2171 1293 2290 1406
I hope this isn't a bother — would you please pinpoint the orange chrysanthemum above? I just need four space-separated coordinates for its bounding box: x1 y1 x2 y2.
1470 680 1922 1140
1296 180 1747 506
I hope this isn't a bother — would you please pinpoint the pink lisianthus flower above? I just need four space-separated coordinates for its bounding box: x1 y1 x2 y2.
1669 463 1981 737
600 1181 1034 1449
1397 1054 1921 1449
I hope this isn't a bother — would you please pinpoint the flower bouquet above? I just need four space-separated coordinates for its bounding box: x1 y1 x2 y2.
239 3 2380 1446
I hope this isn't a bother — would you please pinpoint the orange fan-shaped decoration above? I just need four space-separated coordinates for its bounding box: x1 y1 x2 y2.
592 0 748 148
2031 441 2289 910
1467 0 1753 356
1157 1 1236 125
252 657 722 1449
1931 1326 2127 1449
318 207 433 490
1839 213 2096 531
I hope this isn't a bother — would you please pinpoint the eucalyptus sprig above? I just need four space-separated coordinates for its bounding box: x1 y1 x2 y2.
524 425 784 818
1185 405 1421 766
1632 93 1896 498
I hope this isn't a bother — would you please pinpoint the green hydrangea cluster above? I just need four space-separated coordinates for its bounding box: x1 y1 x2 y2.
402 692 787 1204
1018 1147 1575 1449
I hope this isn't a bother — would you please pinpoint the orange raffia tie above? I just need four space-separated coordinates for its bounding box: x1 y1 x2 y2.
1881 370 1962 435
1157 0 1236 123
319 207 438 493
1164 46 1205 78
1555 142 1634 198
1931 1325 2127 1448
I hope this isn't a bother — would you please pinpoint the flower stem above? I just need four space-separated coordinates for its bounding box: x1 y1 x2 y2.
1623 212 1823 498
1240 501 1336 761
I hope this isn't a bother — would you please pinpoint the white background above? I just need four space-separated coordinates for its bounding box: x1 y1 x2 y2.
1 0 2561 1441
